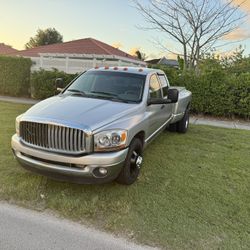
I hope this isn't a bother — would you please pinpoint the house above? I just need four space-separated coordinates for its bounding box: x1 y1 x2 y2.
8 38 146 73
146 56 179 68
0 43 18 55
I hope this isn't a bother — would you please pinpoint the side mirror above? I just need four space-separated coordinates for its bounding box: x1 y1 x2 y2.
147 89 179 105
147 98 166 105
167 88 179 103
55 78 64 92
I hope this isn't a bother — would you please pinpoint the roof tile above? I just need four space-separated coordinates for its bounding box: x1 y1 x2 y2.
10 38 140 61
0 43 18 55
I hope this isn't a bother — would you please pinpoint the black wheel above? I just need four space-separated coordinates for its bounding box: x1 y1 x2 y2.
168 123 177 132
176 109 189 133
116 138 143 185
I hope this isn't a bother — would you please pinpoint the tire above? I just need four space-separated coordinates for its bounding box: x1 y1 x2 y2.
168 123 177 132
116 138 143 185
176 109 189 133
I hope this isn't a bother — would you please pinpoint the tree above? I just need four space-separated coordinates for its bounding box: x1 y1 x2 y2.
134 0 247 69
135 50 147 60
25 28 63 49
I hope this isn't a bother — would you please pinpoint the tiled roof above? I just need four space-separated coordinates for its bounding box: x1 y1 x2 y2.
11 38 140 61
0 43 18 55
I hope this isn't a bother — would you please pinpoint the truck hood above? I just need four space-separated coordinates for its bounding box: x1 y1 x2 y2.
23 95 139 131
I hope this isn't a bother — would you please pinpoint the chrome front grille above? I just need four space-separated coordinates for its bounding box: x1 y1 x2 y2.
20 121 85 154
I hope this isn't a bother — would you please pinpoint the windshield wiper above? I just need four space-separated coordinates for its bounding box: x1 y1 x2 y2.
67 89 87 97
90 91 118 97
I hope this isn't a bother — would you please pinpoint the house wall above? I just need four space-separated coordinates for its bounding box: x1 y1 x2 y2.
29 54 146 73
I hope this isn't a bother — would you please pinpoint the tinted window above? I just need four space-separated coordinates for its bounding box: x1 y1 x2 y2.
149 74 162 99
65 71 146 103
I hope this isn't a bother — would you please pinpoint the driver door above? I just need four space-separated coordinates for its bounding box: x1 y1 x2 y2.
146 74 167 137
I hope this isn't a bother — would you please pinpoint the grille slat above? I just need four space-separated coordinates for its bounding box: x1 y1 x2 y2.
62 127 66 151
66 128 69 151
20 121 85 154
78 131 81 151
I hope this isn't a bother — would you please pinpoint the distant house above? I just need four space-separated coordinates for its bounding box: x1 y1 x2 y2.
146 56 179 68
0 43 18 55
8 38 146 73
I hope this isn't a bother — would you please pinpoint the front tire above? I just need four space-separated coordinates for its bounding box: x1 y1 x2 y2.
116 138 143 185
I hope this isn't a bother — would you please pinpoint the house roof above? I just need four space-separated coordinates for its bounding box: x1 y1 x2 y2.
146 56 179 67
10 38 140 61
158 57 179 67
0 43 18 55
146 58 161 64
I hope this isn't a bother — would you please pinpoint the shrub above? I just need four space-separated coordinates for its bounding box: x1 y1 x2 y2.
152 62 250 119
0 56 32 97
30 69 78 99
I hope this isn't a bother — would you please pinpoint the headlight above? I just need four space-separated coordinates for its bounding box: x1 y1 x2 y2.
15 114 23 136
94 130 127 152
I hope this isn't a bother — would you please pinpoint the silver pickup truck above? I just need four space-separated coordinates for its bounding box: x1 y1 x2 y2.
11 67 192 185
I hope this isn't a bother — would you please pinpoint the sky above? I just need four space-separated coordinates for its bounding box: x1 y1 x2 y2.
0 0 250 59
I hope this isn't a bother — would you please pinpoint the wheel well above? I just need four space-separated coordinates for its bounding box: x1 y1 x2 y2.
133 131 145 146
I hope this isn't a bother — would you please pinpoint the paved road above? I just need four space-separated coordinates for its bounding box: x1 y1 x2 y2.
0 202 157 250
0 95 250 131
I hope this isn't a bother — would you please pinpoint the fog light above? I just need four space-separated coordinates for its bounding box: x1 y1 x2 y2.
99 168 108 175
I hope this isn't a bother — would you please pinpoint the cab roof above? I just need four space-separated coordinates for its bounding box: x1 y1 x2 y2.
87 66 164 76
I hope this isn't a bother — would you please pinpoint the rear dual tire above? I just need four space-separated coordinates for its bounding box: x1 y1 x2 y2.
168 109 189 133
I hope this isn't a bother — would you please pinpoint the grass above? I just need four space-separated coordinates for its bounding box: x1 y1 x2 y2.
0 101 250 249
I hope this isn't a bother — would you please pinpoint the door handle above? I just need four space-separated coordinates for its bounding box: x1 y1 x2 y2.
161 104 165 109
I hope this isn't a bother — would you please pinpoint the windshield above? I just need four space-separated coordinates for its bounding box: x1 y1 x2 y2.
64 71 146 103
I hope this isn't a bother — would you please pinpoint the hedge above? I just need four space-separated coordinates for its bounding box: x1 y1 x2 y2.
30 69 78 99
153 64 250 119
0 56 32 97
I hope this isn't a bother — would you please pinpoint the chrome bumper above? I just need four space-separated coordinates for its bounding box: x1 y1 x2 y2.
11 134 128 184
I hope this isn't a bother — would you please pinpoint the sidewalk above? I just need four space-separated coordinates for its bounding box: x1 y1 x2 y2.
1 95 250 131
190 116 250 131
0 95 38 105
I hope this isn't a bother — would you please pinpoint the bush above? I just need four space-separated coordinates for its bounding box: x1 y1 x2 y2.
151 61 250 119
0 56 32 97
30 69 78 99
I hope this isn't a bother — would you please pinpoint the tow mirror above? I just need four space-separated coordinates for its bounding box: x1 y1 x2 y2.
147 89 179 105
147 98 166 105
55 78 64 92
167 88 179 103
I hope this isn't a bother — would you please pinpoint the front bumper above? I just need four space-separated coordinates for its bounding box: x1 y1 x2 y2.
11 134 128 184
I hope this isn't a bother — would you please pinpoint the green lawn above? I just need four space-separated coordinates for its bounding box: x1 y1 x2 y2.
0 101 250 249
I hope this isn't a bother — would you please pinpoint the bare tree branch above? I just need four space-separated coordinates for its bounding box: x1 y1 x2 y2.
133 0 247 68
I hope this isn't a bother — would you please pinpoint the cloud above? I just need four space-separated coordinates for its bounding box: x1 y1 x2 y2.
112 42 123 49
232 0 250 12
214 49 235 58
129 47 140 56
166 52 177 60
223 28 250 40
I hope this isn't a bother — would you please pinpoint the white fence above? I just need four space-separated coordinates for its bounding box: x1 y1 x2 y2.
29 53 146 74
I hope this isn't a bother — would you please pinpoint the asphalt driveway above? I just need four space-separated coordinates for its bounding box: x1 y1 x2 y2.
0 202 157 250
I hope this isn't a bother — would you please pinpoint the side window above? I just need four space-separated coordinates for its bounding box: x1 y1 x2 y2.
149 74 162 99
158 74 169 98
